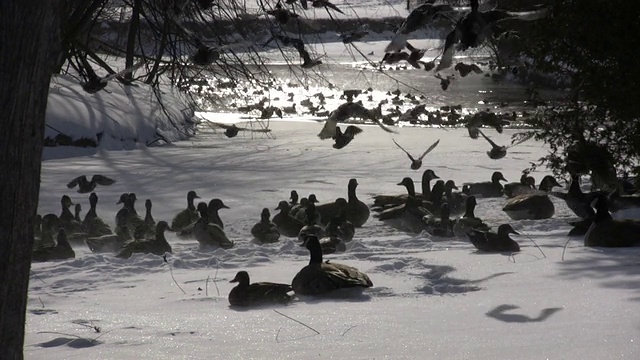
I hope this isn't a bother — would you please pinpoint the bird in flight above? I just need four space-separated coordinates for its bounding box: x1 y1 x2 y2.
392 138 441 170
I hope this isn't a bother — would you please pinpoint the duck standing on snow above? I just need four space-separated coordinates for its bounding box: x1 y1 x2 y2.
193 202 234 249
85 208 132 253
171 190 201 232
345 178 370 227
292 235 373 296
251 208 281 244
376 177 430 233
207 198 230 229
465 171 507 198
584 194 640 247
502 175 562 220
392 138 440 170
372 169 439 210
67 174 116 193
228 271 293 307
467 224 521 253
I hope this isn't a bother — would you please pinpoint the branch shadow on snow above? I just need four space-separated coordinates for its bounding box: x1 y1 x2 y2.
557 247 640 302
486 304 563 323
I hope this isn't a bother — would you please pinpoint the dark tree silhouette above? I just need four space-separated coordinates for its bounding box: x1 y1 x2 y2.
0 1 61 358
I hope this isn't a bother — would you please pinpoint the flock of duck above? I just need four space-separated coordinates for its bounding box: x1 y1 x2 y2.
34 167 640 307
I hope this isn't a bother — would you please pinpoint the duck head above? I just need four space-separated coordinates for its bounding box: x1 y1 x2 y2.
397 177 416 196
308 194 319 204
525 176 536 188
208 199 230 211
156 221 172 233
422 169 440 182
260 208 271 222
145 199 152 212
491 171 507 184
116 193 129 205
187 191 201 208
539 176 562 192
61 195 73 209
230 271 250 285
196 202 209 217
348 178 359 191
89 192 99 208
497 224 519 236
444 180 459 193
290 190 299 204
275 200 291 212
303 235 323 264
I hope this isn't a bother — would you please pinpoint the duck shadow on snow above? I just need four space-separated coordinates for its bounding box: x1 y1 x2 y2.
557 248 640 302
486 304 563 323
36 335 102 349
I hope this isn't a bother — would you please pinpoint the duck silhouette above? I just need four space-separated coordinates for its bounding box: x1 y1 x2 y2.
67 174 115 193
392 138 440 170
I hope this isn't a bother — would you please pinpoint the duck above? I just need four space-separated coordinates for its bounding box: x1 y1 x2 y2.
443 179 467 216
85 208 133 253
345 179 370 227
376 177 430 233
607 191 640 219
36 214 60 247
422 180 446 215
73 204 82 222
291 195 322 224
251 208 281 244
298 202 326 243
171 190 201 232
584 194 640 247
272 200 304 237
567 204 595 236
392 138 440 170
57 195 86 239
193 202 234 249
502 175 562 220
452 196 490 237
58 195 76 224
467 224 521 253
372 169 440 209
32 229 75 262
317 102 396 140
117 193 145 238
333 125 363 149
228 271 293 307
324 199 355 242
384 1 454 52
207 198 230 229
116 221 173 259
289 190 299 207
465 171 507 198
504 173 536 198
292 235 373 296
423 202 454 237
66 174 116 193
82 192 112 237
550 174 597 219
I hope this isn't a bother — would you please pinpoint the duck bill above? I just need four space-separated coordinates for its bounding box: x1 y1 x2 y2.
229 276 239 283
511 229 520 235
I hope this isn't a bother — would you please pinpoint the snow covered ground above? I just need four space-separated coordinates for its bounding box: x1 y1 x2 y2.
28 114 640 358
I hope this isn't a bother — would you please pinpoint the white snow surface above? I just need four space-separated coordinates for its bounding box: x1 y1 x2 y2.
29 118 640 359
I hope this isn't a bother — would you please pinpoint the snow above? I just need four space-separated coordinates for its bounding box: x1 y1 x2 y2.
25 2 640 358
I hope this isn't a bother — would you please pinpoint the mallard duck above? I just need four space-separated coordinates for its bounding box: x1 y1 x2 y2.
32 229 75 262
58 195 76 224
452 196 490 237
116 221 173 259
298 203 326 243
384 1 454 52
193 202 234 249
85 208 132 253
372 169 440 209
207 198 229 229
292 235 373 296
66 174 116 193
550 174 596 219
272 201 304 237
332 125 363 149
144 199 155 228
504 174 536 198
56 195 86 240
251 208 281 244
376 177 430 233
424 202 454 237
171 190 201 232
73 204 82 222
324 200 355 242
117 193 144 238
228 271 293 307
345 179 370 227
502 175 562 220
82 192 112 237
392 138 440 170
443 179 467 216
467 224 521 253
465 171 507 198
289 190 299 207
584 194 640 247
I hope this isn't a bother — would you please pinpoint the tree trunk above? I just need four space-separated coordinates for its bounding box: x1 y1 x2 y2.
0 1 61 359
125 0 142 81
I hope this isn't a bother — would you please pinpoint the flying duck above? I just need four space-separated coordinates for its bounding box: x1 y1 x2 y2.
332 125 363 149
66 174 116 193
392 138 440 170
384 1 454 52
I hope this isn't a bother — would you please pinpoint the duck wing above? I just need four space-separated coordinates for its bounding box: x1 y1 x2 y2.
507 132 535 148
416 139 441 161
392 139 416 162
318 117 338 139
435 26 460 71
343 125 363 138
66 176 84 189
92 174 116 186
477 128 501 149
